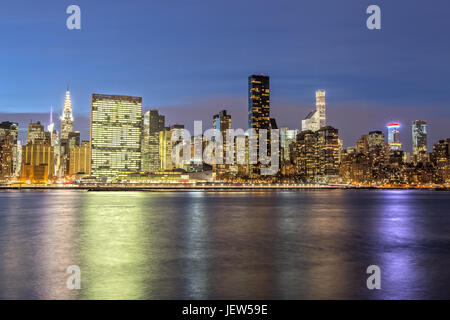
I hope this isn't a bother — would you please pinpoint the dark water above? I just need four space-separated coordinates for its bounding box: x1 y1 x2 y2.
0 189 449 300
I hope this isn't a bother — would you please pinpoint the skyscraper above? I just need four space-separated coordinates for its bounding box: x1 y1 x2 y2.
90 94 142 179
280 128 298 162
387 123 402 151
316 126 339 177
213 110 232 177
0 122 19 180
367 131 385 151
61 89 74 140
69 141 90 176
316 89 326 129
412 120 427 155
47 106 59 147
248 74 270 175
20 143 54 183
0 121 18 144
302 90 326 132
159 127 172 171
248 75 270 130
27 121 46 145
142 110 165 172
293 126 339 182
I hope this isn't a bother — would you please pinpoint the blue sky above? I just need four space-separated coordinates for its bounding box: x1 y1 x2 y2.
1 0 449 150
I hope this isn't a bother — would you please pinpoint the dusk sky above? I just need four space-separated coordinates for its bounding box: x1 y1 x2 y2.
1 0 449 151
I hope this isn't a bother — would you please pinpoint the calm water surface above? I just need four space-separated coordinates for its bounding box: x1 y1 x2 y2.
0 189 449 299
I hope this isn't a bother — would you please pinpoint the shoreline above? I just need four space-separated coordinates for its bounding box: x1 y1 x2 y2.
0 185 448 191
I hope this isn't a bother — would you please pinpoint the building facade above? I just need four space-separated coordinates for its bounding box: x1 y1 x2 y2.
387 123 402 151
20 143 54 183
302 90 326 132
213 110 232 177
90 94 142 179
412 120 427 155
69 140 90 176
0 122 19 180
61 89 74 140
141 110 165 172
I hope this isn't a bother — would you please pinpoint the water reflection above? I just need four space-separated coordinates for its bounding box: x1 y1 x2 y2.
376 191 424 299
0 190 449 299
0 190 82 299
80 192 153 299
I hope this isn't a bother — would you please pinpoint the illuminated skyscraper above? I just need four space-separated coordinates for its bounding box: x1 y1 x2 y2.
248 74 270 175
47 106 59 147
280 128 298 162
142 110 165 172
0 121 18 144
61 89 74 140
213 110 232 177
159 127 172 171
316 126 339 177
316 90 326 128
412 120 427 155
90 94 142 179
294 126 339 182
367 131 385 151
302 90 326 132
248 75 270 130
20 143 54 183
387 123 402 151
0 122 19 180
27 121 46 145
69 141 90 176
170 124 186 169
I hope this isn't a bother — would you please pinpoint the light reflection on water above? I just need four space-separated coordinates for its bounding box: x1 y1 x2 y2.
0 189 449 299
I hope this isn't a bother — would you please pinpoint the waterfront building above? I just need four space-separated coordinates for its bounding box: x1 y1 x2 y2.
141 110 165 172
158 126 187 171
90 94 142 179
69 140 90 176
20 142 54 183
280 128 298 163
0 122 19 180
293 130 317 181
316 126 340 178
293 126 339 182
159 127 171 171
213 110 232 178
170 124 186 169
431 139 450 183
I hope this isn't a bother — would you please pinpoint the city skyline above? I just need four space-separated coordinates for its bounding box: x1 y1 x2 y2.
1 0 450 152
0 84 446 154
2 0 450 305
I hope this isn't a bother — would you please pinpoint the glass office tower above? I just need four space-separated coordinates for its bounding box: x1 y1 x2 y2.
412 120 427 155
90 94 142 179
